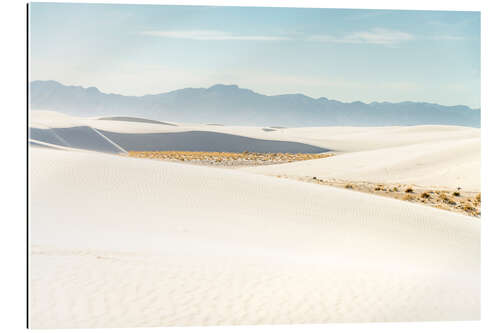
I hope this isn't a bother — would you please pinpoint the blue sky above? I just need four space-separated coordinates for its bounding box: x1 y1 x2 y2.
30 3 480 108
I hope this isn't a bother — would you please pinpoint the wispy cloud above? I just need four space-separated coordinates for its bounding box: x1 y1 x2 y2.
141 30 291 41
309 28 414 45
142 28 461 46
428 35 465 41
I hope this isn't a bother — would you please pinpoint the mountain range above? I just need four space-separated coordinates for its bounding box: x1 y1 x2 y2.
30 80 480 127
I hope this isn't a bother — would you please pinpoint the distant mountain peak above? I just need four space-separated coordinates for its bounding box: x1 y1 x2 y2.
86 86 100 94
209 84 240 90
29 80 480 127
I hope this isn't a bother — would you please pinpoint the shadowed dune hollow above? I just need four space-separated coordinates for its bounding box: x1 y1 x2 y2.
30 127 122 153
98 116 177 126
30 126 330 154
100 130 330 153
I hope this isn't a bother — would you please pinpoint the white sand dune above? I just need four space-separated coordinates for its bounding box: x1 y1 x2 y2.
97 116 178 126
30 147 480 328
29 110 480 189
29 111 329 153
30 110 480 151
269 125 480 152
244 137 480 191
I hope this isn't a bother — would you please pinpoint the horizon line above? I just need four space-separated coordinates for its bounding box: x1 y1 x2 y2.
30 79 480 110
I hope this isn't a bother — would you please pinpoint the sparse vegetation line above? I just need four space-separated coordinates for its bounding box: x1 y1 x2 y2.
281 176 481 218
128 151 334 167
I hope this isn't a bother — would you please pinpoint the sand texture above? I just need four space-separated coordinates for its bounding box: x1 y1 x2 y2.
30 147 480 328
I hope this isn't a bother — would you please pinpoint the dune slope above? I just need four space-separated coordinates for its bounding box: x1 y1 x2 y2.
244 137 480 191
29 147 480 328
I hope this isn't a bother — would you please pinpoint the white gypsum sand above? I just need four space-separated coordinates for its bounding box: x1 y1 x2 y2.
30 110 479 152
243 137 480 191
29 147 480 328
30 110 480 191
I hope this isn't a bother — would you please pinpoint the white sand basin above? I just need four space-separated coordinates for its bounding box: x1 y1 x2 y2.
29 147 480 328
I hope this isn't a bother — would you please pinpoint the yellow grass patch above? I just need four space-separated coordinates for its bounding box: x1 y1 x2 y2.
128 151 334 166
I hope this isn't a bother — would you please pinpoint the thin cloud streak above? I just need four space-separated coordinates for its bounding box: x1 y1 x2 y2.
141 28 461 45
141 30 291 41
428 35 465 40
309 28 414 45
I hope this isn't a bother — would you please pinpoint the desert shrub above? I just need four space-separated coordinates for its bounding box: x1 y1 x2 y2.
439 193 456 205
462 204 476 212
405 187 414 193
452 191 460 197
421 192 431 199
392 187 399 192
344 184 353 189
445 197 456 205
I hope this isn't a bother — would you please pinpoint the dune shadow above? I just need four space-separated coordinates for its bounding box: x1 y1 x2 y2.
29 140 62 150
98 116 177 126
30 127 330 154
29 128 66 147
30 127 123 153
100 130 329 153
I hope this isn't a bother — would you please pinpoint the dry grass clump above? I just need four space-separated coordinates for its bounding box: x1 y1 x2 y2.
461 204 476 213
128 151 334 166
271 176 481 218
452 191 461 197
421 192 431 199
439 193 456 205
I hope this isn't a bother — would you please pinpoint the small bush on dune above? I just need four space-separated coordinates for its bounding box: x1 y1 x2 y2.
344 184 353 189
405 187 414 193
439 193 456 205
421 192 431 199
453 191 460 197
462 204 476 213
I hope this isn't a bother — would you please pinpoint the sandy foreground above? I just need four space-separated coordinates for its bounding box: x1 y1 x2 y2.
29 111 480 328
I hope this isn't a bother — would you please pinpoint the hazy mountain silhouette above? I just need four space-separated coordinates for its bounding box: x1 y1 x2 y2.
30 80 480 127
